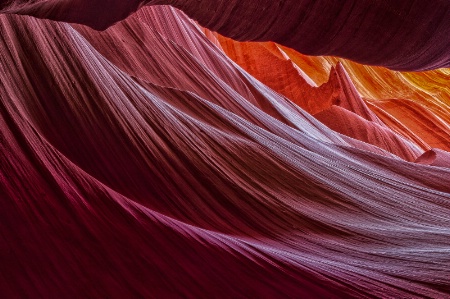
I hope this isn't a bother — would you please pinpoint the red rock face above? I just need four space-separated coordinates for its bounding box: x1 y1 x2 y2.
1 0 450 70
216 34 450 156
1 4 450 299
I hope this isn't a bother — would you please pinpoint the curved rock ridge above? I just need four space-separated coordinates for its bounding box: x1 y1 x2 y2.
215 33 450 153
1 0 450 70
1 5 450 299
71 7 431 162
314 106 423 162
416 149 450 167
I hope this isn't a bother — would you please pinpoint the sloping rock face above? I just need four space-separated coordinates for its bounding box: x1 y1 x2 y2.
216 34 450 153
1 4 450 299
1 0 450 70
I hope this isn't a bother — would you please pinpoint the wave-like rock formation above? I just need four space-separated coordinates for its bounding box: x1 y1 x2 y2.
217 34 450 153
416 149 450 168
1 4 450 299
1 0 450 70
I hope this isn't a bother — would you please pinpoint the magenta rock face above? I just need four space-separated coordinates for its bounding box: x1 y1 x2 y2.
1 4 450 299
416 149 450 167
1 0 450 70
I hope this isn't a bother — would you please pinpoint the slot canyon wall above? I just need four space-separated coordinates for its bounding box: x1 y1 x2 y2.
1 1 450 298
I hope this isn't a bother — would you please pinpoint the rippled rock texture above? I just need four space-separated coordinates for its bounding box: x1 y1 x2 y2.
216 35 450 155
1 3 450 299
1 0 450 70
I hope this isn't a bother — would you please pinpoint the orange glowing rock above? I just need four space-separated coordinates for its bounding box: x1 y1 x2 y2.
215 33 450 155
